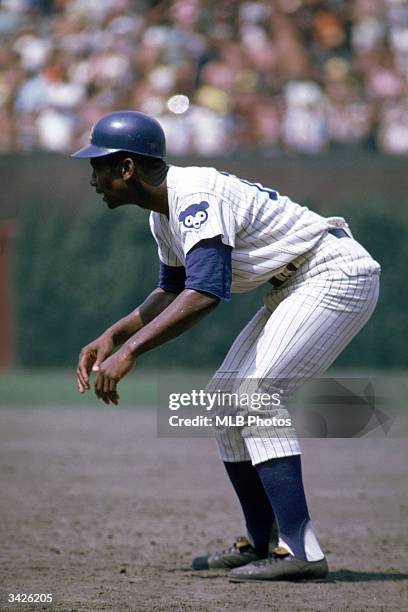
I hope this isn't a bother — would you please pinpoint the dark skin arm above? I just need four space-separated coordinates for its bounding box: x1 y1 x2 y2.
93 289 219 404
76 288 177 401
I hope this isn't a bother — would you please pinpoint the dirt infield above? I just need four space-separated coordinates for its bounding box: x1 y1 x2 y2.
0 407 407 612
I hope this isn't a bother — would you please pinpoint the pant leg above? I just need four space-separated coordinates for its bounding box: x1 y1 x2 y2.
241 271 380 464
207 305 271 462
207 309 280 551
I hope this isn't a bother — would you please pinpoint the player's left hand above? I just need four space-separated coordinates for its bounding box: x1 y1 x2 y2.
92 348 135 405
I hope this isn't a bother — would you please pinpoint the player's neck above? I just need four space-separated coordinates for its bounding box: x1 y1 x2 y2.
131 180 169 217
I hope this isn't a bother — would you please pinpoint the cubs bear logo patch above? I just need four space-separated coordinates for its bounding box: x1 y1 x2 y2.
178 201 209 229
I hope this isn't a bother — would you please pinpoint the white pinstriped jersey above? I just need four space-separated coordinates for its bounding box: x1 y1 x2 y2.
149 165 380 472
150 165 353 293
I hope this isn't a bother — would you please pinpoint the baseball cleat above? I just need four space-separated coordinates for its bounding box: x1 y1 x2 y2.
192 536 260 570
228 546 329 582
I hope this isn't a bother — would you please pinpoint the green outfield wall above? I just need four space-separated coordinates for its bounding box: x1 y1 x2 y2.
2 153 407 369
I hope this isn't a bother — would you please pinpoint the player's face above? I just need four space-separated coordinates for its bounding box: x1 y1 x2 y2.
90 158 127 209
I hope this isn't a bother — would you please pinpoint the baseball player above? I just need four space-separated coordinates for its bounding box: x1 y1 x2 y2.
72 111 380 582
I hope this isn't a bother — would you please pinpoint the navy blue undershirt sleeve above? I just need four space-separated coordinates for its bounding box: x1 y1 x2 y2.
159 262 186 294
185 235 232 301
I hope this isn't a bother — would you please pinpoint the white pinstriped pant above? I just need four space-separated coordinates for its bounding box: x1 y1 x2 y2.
209 232 381 465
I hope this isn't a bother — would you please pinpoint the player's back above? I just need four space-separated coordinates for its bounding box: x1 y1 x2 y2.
165 165 350 292
168 164 327 240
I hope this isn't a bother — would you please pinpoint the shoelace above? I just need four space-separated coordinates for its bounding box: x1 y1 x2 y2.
215 538 253 556
257 555 291 567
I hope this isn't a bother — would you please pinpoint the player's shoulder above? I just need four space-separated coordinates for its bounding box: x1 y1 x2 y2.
167 164 219 198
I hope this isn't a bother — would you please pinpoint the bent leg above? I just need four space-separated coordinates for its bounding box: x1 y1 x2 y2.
208 305 271 463
241 273 380 464
207 306 278 553
237 272 379 562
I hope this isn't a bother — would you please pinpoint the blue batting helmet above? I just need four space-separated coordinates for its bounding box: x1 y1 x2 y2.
71 111 166 160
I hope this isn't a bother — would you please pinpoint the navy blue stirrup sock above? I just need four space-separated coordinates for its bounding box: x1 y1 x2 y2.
256 455 310 561
224 461 275 558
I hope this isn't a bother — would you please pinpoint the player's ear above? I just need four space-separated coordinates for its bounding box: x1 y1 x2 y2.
121 157 135 181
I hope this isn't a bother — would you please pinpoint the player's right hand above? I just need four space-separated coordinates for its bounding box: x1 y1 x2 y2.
76 334 115 395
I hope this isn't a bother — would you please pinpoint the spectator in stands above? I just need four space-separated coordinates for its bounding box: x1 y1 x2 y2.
0 0 406 155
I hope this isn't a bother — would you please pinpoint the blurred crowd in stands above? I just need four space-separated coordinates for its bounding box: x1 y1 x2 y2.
0 0 407 156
